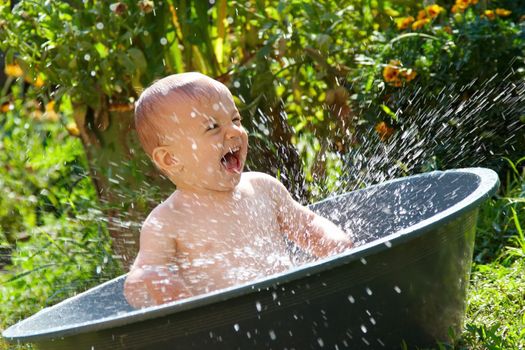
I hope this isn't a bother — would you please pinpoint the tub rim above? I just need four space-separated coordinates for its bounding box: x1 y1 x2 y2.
2 167 499 342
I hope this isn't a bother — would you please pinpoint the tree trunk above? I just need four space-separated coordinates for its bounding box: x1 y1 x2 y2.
74 103 173 269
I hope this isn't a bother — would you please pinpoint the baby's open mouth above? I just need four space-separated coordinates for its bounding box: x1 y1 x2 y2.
221 146 242 174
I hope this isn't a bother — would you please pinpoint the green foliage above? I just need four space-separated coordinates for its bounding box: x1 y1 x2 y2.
475 158 525 264
0 0 236 109
0 82 122 330
2 0 522 195
461 258 525 349
456 160 525 349
348 0 525 181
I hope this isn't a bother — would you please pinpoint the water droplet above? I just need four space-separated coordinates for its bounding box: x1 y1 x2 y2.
347 295 355 303
96 22 104 30
361 324 367 333
365 287 373 295
269 329 276 340
233 323 240 331
394 286 402 293
255 301 262 312
233 81 241 88
360 258 367 265
90 70 96 77
84 54 91 61
212 103 220 111
160 37 168 45
317 337 324 347
385 241 392 247
192 143 197 150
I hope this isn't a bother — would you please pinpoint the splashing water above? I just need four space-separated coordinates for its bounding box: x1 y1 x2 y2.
336 77 524 192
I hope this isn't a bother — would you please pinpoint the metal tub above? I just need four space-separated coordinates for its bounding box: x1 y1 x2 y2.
2 168 499 349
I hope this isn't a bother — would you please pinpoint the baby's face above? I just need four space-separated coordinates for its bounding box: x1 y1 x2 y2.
159 90 248 193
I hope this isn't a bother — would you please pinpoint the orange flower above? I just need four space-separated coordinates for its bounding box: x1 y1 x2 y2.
452 0 475 13
455 0 470 9
401 69 417 82
396 16 415 30
418 5 445 20
383 60 401 85
426 4 445 18
24 74 45 88
1 102 12 113
495 8 512 17
383 60 417 87
375 121 395 141
45 101 59 122
66 122 80 136
484 10 495 20
34 75 45 88
412 18 431 30
4 63 23 77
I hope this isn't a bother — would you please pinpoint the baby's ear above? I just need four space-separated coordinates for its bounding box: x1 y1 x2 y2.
152 147 183 173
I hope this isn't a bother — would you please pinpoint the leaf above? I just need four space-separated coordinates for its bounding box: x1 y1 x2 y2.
117 52 135 74
166 31 184 73
127 48 147 73
94 42 109 58
380 104 398 121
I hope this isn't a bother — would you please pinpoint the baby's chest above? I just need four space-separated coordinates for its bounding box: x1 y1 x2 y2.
178 199 282 252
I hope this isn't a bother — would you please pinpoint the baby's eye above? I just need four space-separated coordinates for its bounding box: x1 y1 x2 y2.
206 122 219 131
232 116 242 124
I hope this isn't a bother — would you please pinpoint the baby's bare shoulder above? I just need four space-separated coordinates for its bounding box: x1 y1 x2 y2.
242 171 281 189
242 171 287 195
141 197 187 239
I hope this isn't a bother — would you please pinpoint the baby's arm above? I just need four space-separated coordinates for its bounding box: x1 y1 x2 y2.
263 174 353 259
124 217 191 308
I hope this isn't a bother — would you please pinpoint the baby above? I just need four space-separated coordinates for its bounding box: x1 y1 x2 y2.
124 72 353 308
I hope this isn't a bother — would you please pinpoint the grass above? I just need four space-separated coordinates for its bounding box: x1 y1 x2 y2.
458 159 525 350
461 259 525 349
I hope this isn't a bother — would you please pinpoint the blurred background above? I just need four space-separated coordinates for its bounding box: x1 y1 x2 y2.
0 0 523 348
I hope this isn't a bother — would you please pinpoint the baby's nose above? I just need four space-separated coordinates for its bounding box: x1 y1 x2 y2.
225 124 242 139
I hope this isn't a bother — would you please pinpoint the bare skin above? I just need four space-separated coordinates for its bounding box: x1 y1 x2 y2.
125 73 353 308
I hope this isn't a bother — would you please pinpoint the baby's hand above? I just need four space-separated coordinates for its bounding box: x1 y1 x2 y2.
124 265 192 308
310 217 353 257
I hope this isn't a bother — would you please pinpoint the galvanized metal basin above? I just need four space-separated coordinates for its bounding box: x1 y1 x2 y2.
2 168 499 349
